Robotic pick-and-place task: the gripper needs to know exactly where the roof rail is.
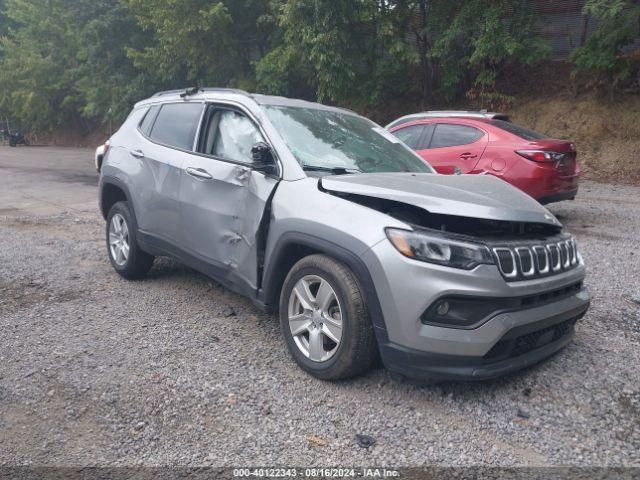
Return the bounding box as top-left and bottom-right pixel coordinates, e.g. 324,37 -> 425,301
151,87 -> 250,98
386,110 -> 510,129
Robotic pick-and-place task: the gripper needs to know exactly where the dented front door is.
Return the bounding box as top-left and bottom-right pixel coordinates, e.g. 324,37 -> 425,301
178,107 -> 278,292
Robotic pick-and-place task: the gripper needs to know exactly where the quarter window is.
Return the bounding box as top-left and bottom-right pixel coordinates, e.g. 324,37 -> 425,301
149,103 -> 203,150
138,105 -> 160,136
430,124 -> 483,148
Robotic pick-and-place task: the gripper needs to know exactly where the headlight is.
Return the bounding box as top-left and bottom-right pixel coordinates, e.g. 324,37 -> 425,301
385,228 -> 494,269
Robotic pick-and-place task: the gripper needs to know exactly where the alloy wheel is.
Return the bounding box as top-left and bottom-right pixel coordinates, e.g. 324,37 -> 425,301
287,274 -> 343,362
108,213 -> 130,266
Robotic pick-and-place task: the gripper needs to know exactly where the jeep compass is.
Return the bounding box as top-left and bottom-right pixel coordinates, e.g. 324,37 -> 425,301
98,88 -> 590,381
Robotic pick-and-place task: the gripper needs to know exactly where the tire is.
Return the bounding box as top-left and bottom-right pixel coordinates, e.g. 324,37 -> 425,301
9,139 -> 16,147
279,254 -> 377,380
106,201 -> 154,279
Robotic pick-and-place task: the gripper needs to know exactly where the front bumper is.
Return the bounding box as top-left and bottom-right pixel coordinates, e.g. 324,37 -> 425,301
379,293 -> 589,381
362,238 -> 590,381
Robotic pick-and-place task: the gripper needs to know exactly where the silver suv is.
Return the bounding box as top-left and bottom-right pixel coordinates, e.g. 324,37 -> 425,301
98,88 -> 590,381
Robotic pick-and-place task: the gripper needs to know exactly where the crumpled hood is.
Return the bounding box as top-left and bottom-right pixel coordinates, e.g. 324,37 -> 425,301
320,172 -> 562,226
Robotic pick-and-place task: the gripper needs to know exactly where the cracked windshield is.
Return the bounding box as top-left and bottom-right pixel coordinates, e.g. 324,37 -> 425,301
263,106 -> 434,174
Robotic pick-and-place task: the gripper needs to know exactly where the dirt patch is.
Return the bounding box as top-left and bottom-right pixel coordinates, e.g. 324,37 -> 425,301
0,280 -> 84,314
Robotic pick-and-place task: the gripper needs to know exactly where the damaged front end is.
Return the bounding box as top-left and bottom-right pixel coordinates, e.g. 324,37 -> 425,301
320,172 -> 580,282
319,172 -> 589,381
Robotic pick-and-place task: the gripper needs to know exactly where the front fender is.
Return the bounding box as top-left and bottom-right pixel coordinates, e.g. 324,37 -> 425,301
259,231 -> 390,344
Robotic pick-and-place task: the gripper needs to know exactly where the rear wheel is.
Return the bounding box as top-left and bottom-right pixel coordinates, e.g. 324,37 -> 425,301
279,254 -> 377,380
106,201 -> 154,279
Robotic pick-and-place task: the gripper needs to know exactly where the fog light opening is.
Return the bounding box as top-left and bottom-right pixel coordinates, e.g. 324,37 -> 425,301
436,301 -> 450,316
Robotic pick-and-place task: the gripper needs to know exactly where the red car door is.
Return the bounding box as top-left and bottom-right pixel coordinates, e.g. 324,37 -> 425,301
423,122 -> 487,174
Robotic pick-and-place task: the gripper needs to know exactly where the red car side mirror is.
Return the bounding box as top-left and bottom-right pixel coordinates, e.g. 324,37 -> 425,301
436,165 -> 462,175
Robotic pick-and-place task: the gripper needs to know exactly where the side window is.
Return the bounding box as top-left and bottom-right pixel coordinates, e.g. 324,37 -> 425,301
199,108 -> 263,163
393,124 -> 434,150
149,103 -> 203,150
393,125 -> 423,149
138,105 -> 160,136
430,123 -> 483,148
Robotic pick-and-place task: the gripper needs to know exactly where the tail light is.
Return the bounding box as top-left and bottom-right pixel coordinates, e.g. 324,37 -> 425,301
515,150 -> 565,163
104,140 -> 110,155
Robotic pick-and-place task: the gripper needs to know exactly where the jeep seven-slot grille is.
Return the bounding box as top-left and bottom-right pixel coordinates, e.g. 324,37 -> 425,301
492,238 -> 578,281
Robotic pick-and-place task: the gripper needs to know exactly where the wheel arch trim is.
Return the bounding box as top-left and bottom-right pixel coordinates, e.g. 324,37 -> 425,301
259,232 -> 389,343
99,175 -> 136,222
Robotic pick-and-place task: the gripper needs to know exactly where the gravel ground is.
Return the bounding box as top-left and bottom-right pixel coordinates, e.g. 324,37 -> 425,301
0,147 -> 638,468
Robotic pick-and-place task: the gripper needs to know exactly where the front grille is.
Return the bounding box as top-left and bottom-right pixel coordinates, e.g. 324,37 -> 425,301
492,237 -> 578,281
484,316 -> 579,363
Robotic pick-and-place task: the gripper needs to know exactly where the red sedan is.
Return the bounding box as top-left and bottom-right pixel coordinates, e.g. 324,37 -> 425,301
387,111 -> 580,204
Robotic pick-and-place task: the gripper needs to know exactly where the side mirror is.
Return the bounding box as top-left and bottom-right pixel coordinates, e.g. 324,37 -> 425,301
435,165 -> 462,175
251,141 -> 276,174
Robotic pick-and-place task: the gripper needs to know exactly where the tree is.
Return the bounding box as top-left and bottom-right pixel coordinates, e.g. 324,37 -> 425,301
123,0 -> 273,89
572,0 -> 640,91
0,0 -> 157,131
0,0 -> 11,39
255,1 -> 549,110
0,0 -> 86,131
427,0 -> 549,107
75,0 -> 159,123
4,0 -> 632,134
256,0 -> 418,109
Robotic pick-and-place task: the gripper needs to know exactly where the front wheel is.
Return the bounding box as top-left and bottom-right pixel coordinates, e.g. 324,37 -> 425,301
106,201 -> 154,279
279,254 -> 377,380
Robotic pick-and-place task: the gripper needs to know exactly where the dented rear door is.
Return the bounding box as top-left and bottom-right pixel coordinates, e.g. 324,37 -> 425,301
178,107 -> 278,293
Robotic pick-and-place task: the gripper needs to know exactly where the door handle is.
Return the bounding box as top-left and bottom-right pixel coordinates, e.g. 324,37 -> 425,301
459,152 -> 477,160
130,149 -> 145,158
186,167 -> 213,180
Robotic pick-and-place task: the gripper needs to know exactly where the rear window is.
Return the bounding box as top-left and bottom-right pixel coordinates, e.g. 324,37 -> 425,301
149,103 -> 203,150
490,119 -> 548,141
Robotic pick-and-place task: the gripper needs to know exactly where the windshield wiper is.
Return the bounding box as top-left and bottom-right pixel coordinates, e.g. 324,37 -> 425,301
301,165 -> 362,175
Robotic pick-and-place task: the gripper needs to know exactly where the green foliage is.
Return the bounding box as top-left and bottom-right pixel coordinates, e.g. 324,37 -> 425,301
0,0 -> 154,131
428,0 -> 549,106
0,0 -> 11,39
256,0 -> 418,107
73,1 -> 163,124
572,0 -> 640,85
0,0 -> 85,131
123,0 -> 272,87
0,0 -> 636,133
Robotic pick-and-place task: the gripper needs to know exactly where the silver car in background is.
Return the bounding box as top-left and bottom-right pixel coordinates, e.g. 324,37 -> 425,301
98,88 -> 589,381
